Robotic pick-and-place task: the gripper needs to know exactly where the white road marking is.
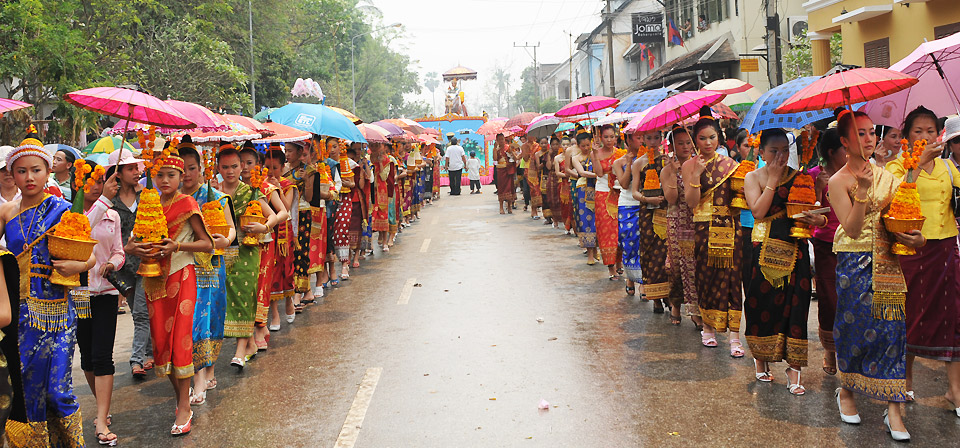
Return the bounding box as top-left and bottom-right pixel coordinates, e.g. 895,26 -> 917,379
397,277 -> 417,305
334,367 -> 383,448
419,238 -> 431,253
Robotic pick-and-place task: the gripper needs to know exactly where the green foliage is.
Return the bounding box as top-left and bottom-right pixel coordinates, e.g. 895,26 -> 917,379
514,65 -> 540,113
539,97 -> 560,114
783,30 -> 844,81
0,0 -> 425,141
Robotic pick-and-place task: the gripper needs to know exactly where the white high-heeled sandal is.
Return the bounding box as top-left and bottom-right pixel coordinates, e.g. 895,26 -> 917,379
754,359 -> 773,382
785,367 -> 805,395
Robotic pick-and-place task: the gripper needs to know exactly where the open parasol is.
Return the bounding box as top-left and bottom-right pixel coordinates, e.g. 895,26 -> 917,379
556,96 -> 620,117
65,87 -> 193,129
614,88 -> 677,114
252,122 -> 312,144
329,106 -> 362,124
624,90 -> 726,133
702,79 -> 754,95
740,76 -> 847,133
505,112 -> 540,129
270,103 -> 366,143
774,67 -> 918,114
477,118 -> 509,136
356,123 -> 392,143
371,120 -> 405,137
0,98 -> 32,115
113,100 -> 229,134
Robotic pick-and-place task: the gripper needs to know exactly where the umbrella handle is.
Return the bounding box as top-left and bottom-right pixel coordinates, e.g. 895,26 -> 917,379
113,103 -> 133,175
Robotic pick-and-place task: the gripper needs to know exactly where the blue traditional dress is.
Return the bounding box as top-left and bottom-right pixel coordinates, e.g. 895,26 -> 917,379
576,160 -> 597,249
190,185 -> 231,371
833,166 -> 909,402
4,194 -> 84,447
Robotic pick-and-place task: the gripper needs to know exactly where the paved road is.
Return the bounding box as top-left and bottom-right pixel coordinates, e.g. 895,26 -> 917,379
76,192 -> 957,447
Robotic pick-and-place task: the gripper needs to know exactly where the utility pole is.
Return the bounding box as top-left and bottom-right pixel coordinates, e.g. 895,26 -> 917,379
569,32 -> 574,100
605,0 -> 616,97
513,42 -> 541,112
765,0 -> 783,88
248,0 -> 256,115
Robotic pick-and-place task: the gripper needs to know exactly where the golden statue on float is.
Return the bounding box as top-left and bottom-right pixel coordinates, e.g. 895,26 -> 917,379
442,65 -> 476,116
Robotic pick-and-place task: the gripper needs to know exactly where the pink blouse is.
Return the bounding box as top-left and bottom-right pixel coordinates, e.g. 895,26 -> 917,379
88,208 -> 125,295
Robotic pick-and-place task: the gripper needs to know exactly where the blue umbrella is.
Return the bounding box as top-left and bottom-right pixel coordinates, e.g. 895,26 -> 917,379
44,144 -> 81,160
741,77 -> 863,133
269,103 -> 367,143
613,88 -> 678,113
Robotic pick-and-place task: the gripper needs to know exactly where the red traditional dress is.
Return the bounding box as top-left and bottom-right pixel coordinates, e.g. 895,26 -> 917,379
595,153 -> 621,265
333,158 -> 357,262
146,193 -> 209,379
271,178 -> 295,302
372,154 -> 395,232
255,182 -> 279,325
348,160 -> 367,250
309,164 -> 327,274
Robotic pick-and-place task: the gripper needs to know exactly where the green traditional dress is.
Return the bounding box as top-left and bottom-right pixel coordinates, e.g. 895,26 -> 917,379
224,182 -> 260,338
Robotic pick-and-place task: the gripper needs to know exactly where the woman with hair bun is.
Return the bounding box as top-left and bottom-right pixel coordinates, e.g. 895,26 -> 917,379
681,109 -> 744,357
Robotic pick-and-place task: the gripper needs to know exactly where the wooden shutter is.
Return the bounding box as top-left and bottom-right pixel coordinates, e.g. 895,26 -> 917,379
935,23 -> 960,40
864,38 -> 890,68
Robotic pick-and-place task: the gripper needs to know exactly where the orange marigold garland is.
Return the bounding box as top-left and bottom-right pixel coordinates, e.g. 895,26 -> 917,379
54,212 -> 93,240
643,167 -> 661,190
132,188 -> 168,243
787,172 -> 817,205
799,129 -> 820,167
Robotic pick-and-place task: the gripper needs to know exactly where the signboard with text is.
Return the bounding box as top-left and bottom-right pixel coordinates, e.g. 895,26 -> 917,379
740,58 -> 760,73
632,13 -> 663,44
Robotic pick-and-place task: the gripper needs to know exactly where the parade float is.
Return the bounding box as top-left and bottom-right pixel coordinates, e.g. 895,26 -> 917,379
415,65 -> 492,185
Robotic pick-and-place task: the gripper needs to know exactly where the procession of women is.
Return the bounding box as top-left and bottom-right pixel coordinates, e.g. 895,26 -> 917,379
489,60 -> 960,444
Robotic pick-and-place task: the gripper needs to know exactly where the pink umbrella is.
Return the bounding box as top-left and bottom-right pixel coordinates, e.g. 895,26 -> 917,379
624,90 -> 726,133
702,79 -> 754,95
398,118 -> 426,134
477,118 -> 509,136
418,134 -> 441,145
505,112 -> 540,129
555,95 -> 620,117
113,100 -> 229,134
357,123 -> 392,143
64,87 -> 193,128
0,98 -> 32,114
372,120 -> 405,137
863,32 -> 960,127
221,114 -> 269,133
422,127 -> 440,136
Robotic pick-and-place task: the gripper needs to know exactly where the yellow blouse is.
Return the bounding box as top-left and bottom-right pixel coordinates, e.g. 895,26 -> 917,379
886,157 -> 960,239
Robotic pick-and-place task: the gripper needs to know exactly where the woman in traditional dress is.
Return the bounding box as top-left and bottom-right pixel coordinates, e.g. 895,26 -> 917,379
239,145 -> 287,350
556,139 -> 575,234
630,132 -> 676,316
573,132 -> 599,263
333,148 -> 358,280
886,107 -> 960,413
0,130 -> 94,446
218,145 -> 278,370
305,138 -> 331,296
615,131 -> 642,296
543,137 -> 562,229
178,144 -> 235,406
284,141 -> 314,305
263,147 -> 296,330
808,129 -> 844,375
127,148 -> 213,435
681,112 -> 744,356
347,143 -> 370,269
591,125 -> 623,279
526,140 -> 543,220
494,134 -> 519,214
371,142 -> 395,251
743,129 -> 814,394
831,110 -> 924,441
662,127 -> 700,328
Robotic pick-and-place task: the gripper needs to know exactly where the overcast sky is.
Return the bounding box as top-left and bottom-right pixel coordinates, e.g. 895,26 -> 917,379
373,0 -> 606,116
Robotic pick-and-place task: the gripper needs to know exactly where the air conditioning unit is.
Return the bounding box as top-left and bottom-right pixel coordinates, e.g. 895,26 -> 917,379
787,16 -> 809,43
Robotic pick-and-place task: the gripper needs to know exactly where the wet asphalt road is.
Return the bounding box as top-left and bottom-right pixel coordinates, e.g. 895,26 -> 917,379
75,191 -> 959,447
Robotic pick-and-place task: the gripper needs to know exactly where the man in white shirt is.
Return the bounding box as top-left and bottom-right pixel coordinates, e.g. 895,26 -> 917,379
465,151 -> 482,194
444,137 -> 467,195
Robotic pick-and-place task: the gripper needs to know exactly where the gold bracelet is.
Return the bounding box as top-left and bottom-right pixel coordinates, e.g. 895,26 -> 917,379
688,183 -> 702,188
176,242 -> 181,252
816,215 -> 829,228
848,182 -> 859,197
764,185 -> 775,192
853,194 -> 869,204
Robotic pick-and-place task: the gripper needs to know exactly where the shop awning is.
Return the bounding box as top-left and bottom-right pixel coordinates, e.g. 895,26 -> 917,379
832,5 -> 892,24
635,33 -> 739,91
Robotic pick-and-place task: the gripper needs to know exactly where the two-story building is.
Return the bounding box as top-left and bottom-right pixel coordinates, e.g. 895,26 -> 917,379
804,0 -> 960,75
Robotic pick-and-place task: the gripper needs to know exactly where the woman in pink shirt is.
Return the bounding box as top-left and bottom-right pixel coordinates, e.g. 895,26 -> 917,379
74,161 -> 125,446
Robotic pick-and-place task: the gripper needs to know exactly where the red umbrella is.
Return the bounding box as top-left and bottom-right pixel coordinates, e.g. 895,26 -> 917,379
221,114 -> 269,133
0,98 -> 32,115
477,118 -> 508,136
422,127 -> 440,136
711,102 -> 739,119
624,90 -> 726,133
253,122 -> 312,144
702,79 -> 754,95
64,87 -> 193,128
555,95 -> 620,117
505,112 -> 540,129
356,123 -> 392,143
774,67 -> 919,114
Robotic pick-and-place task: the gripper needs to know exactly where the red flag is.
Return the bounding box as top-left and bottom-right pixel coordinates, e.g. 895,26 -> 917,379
647,49 -> 656,70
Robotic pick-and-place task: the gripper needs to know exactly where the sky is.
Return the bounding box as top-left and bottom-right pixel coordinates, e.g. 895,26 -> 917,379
373,0 -> 607,117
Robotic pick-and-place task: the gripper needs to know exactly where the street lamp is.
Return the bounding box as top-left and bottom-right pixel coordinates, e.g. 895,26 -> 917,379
352,22 -> 402,113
